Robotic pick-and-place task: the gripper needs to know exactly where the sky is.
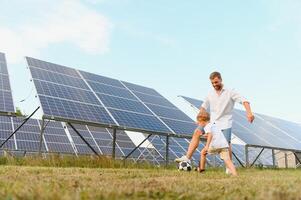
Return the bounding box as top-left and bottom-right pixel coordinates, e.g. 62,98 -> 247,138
0,0 -> 301,123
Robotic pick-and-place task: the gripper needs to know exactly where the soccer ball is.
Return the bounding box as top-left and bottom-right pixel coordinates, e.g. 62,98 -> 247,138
178,161 -> 192,171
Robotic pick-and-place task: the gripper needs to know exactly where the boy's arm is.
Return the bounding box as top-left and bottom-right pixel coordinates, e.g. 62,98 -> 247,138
204,133 -> 213,151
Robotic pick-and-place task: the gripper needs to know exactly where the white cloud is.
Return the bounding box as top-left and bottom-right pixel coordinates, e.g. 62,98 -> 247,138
0,0 -> 112,63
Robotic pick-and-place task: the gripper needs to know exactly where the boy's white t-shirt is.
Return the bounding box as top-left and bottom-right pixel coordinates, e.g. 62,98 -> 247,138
204,123 -> 229,149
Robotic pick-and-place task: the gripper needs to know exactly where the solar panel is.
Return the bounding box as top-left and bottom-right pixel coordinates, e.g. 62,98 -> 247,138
0,52 -> 15,113
0,116 -> 15,150
66,124 -> 101,155
180,95 -> 301,151
13,117 -> 47,152
27,57 -> 196,135
41,121 -> 75,154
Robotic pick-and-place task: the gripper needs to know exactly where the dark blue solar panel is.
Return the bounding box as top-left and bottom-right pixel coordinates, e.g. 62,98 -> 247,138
0,116 -> 15,150
27,57 -> 81,78
0,53 -> 14,113
121,81 -> 163,97
0,52 -> 5,62
109,109 -> 171,133
34,79 -> 100,105
0,62 -> 8,75
146,104 -> 193,122
233,110 -> 301,150
30,67 -> 89,90
180,96 -> 203,108
42,121 -> 75,154
13,118 -> 46,152
133,92 -> 176,108
0,91 -> 15,113
80,70 -> 125,88
39,96 -> 116,125
259,114 -> 301,142
160,118 -> 197,135
88,81 -> 137,100
98,94 -> 152,115
0,74 -> 11,91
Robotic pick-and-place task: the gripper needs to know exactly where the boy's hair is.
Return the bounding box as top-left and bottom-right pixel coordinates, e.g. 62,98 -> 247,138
197,112 -> 210,122
209,71 -> 222,80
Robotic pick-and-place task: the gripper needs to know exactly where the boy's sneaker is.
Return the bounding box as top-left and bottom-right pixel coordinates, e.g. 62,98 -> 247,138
175,155 -> 191,163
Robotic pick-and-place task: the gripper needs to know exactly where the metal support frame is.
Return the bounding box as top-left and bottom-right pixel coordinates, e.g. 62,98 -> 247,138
294,153 -> 301,168
250,148 -> 265,167
232,152 -> 245,168
245,145 -> 249,168
0,106 -> 40,149
112,128 -> 117,159
124,134 -> 152,160
165,135 -> 169,167
272,149 -> 276,168
39,118 -> 50,155
284,152 -> 288,168
68,123 -> 100,157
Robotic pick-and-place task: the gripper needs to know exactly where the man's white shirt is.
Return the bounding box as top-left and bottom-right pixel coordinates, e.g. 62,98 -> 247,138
201,88 -> 248,130
204,123 -> 229,149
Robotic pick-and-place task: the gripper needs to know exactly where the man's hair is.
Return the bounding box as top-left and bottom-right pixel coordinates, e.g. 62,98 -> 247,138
197,112 -> 210,122
209,71 -> 222,80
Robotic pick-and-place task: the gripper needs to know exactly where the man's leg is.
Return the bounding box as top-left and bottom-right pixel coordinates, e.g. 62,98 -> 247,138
224,159 -> 238,176
222,128 -> 232,161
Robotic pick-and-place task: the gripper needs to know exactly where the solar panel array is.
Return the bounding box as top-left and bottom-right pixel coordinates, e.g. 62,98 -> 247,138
0,115 -> 169,163
0,52 -> 15,113
180,95 -> 301,152
27,57 -> 197,135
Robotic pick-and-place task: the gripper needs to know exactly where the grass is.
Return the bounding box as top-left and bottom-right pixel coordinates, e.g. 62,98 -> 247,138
0,156 -> 301,200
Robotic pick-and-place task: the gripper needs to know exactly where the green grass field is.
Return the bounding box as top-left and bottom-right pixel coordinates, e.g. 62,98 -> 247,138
0,156 -> 301,200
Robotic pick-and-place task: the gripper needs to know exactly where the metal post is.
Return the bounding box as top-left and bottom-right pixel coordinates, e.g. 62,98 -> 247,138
245,145 -> 249,168
112,128 -> 117,159
165,135 -> 169,167
272,149 -> 276,168
285,152 -> 288,168
0,106 -> 40,149
39,119 -> 45,155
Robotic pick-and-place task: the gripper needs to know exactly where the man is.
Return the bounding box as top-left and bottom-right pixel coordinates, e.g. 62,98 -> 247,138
176,71 -> 254,172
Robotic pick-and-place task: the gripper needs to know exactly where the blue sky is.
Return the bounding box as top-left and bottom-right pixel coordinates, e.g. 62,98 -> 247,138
1,0 -> 301,123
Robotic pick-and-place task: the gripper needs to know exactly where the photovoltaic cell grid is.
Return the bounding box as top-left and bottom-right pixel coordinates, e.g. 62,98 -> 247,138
40,120 -> 75,154
27,57 -> 197,135
0,52 -> 15,113
13,117 -> 47,152
27,57 -> 116,126
0,116 -> 15,149
180,95 -> 301,152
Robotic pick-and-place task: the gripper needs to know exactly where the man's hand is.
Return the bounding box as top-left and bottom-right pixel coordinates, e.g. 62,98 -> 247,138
247,113 -> 255,123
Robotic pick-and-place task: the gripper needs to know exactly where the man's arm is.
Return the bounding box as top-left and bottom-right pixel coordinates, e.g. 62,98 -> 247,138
198,97 -> 209,115
243,102 -> 255,123
231,89 -> 255,123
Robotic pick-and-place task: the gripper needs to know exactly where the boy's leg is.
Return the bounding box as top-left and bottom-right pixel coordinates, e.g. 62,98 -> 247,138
199,148 -> 207,171
175,130 -> 202,163
186,130 -> 202,159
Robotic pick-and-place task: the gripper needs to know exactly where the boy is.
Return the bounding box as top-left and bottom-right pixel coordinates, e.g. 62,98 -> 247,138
197,112 -> 237,176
